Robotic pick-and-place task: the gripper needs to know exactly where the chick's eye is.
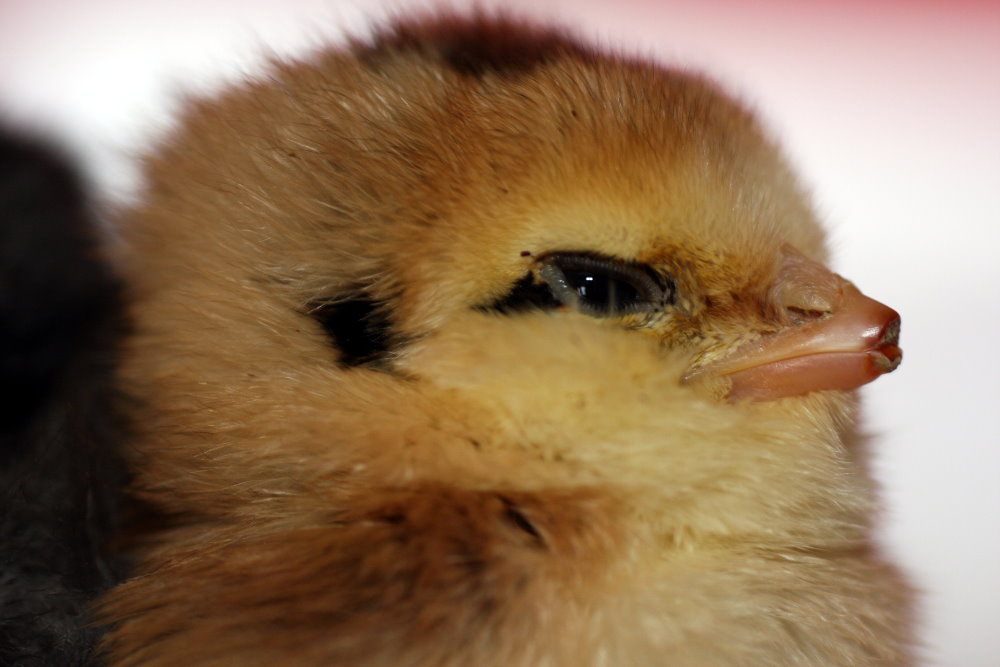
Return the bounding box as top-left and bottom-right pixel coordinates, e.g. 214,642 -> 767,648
563,268 -> 640,309
538,253 -> 672,317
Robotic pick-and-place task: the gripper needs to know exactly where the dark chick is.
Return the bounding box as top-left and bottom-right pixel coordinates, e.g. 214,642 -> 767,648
0,129 -> 126,666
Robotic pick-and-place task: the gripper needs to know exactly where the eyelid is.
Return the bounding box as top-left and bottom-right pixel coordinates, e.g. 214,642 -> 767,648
538,260 -> 581,309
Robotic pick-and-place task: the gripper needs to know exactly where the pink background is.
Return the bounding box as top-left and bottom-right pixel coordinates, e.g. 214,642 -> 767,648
2,1 -> 998,664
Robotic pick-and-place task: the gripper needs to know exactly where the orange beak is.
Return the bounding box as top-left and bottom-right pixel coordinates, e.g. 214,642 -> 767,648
685,246 -> 902,402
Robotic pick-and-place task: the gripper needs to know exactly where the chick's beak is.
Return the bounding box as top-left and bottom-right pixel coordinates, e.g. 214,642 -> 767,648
685,245 -> 902,402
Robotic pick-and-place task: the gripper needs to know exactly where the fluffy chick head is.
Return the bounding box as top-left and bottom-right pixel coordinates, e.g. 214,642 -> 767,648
103,14 -> 909,666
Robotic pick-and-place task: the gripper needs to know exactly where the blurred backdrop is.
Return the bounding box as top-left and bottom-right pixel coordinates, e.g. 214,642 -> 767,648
1,1 -> 997,664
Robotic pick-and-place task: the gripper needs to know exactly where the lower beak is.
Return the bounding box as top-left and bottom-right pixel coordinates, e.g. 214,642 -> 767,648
684,248 -> 902,402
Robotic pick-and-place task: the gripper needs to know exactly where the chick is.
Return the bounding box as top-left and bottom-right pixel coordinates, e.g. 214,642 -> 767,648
98,15 -> 912,666
0,129 -> 126,665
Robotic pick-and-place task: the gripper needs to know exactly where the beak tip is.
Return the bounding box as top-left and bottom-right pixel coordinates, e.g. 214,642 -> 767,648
873,344 -> 902,375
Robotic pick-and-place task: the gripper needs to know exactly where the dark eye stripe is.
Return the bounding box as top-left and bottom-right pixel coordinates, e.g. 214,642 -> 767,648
309,295 -> 395,367
475,273 -> 562,314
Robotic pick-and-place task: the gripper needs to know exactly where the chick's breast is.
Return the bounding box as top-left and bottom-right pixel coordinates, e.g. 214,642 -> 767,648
99,15 -> 912,666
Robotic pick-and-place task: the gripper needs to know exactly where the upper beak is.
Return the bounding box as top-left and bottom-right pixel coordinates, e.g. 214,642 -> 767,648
684,245 -> 902,402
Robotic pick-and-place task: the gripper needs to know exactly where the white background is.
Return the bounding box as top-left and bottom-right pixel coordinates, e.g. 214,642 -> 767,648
2,1 -> 997,664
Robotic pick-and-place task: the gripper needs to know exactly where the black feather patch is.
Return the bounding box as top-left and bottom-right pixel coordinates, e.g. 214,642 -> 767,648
476,273 -> 560,315
310,296 -> 395,367
364,14 -> 594,78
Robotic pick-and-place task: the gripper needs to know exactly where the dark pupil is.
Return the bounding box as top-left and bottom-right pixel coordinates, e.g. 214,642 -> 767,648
562,270 -> 640,313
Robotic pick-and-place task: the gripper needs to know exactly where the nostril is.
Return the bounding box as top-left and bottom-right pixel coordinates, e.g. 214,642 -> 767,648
778,281 -> 835,316
769,246 -> 843,325
776,281 -> 836,325
785,304 -> 829,325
